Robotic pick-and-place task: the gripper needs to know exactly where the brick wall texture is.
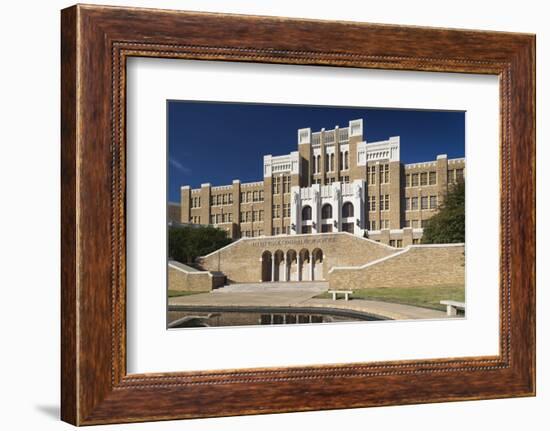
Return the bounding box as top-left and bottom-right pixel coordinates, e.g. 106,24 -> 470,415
328,244 -> 465,290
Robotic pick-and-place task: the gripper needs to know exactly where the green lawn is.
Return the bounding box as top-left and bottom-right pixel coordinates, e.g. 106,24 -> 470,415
167,290 -> 205,298
315,285 -> 465,311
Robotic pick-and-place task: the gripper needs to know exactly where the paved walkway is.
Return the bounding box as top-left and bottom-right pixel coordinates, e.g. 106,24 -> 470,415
169,283 -> 447,320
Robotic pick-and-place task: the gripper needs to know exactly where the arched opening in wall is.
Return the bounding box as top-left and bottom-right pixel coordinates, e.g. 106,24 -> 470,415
311,248 -> 324,281
316,155 -> 321,173
273,250 -> 285,282
342,201 -> 354,218
286,249 -> 297,281
299,248 -> 310,281
302,205 -> 312,221
330,153 -> 335,171
344,151 -> 349,170
321,203 -> 332,219
261,251 -> 272,282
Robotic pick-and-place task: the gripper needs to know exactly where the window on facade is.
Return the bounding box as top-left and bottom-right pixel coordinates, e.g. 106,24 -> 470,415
227,213 -> 232,222
430,195 -> 437,209
368,195 -> 376,211
380,194 -> 390,211
301,205 -> 312,221
321,224 -> 332,233
247,191 -> 252,202
246,211 -> 252,222
405,173 -> 411,187
380,164 -> 389,184
259,190 -> 264,201
367,165 -> 376,184
330,153 -> 335,172
229,194 -> 233,204
413,238 -> 420,244
272,204 -> 280,218
456,168 -> 464,182
344,151 -> 349,170
429,171 -> 436,185
283,176 -> 291,193
411,173 -> 419,187
259,210 -> 264,221
381,219 -> 389,229
342,222 -> 354,233
405,219 -> 411,228
210,215 -> 215,224
253,191 -> 258,201
325,154 -> 329,172
411,197 -> 419,210
252,210 -> 258,222
448,169 -> 454,183
302,225 -> 312,234
240,212 -> 245,222
370,220 -> 376,230
420,172 -> 428,186
405,197 -> 410,211
342,202 -> 354,218
390,239 -> 396,247
283,203 -> 290,218
396,239 -> 403,248
339,151 -> 343,171
240,192 -> 246,203
258,229 -> 264,236
321,204 -> 332,219
272,177 -> 280,194
421,196 -> 428,209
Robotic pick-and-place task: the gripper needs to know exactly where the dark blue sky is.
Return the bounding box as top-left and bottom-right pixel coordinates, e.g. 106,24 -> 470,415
167,101 -> 465,202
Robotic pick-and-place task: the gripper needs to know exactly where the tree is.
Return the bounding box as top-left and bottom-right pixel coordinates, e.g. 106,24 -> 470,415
168,225 -> 232,264
422,180 -> 465,244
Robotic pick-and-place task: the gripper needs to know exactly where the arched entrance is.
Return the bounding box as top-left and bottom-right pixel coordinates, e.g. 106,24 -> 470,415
273,250 -> 285,281
261,251 -> 272,282
299,248 -> 310,281
312,248 -> 324,280
286,249 -> 297,281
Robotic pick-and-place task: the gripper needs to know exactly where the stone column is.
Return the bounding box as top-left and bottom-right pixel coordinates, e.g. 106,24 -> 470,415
283,255 -> 288,282
309,257 -> 314,281
297,254 -> 302,281
271,256 -> 275,282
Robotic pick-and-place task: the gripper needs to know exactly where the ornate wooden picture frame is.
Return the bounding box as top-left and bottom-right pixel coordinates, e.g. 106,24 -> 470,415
61,4 -> 535,425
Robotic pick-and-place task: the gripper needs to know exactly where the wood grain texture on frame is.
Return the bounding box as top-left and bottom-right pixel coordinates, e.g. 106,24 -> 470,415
61,4 -> 535,425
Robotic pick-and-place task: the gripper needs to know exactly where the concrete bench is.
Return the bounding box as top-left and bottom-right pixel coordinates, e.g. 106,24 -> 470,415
328,290 -> 353,301
440,300 -> 465,316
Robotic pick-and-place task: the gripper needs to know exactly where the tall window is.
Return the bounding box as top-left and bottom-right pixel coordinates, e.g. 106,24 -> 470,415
429,171 -> 437,185
411,173 -> 419,187
429,195 -> 437,209
420,172 -> 428,186
272,177 -> 280,194
253,191 -> 258,201
330,153 -> 335,172
240,192 -> 246,203
411,197 -> 419,210
456,168 -> 464,182
342,202 -> 354,218
316,155 -> 321,173
321,204 -> 332,219
259,210 -> 264,221
339,151 -> 343,171
368,165 -> 376,184
380,164 -> 389,184
380,195 -> 390,211
283,176 -> 291,193
344,151 -> 349,170
272,204 -> 280,218
301,205 -> 312,221
283,203 -> 290,217
421,196 -> 428,209
405,197 -> 410,211
368,195 -> 376,212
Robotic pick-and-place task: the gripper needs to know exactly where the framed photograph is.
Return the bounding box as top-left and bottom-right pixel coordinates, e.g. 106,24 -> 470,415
61,4 -> 535,425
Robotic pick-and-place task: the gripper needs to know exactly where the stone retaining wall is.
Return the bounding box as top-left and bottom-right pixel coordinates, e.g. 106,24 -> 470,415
197,232 -> 397,284
327,244 -> 465,289
168,265 -> 219,292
